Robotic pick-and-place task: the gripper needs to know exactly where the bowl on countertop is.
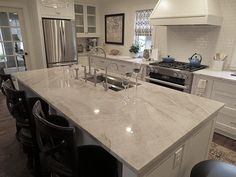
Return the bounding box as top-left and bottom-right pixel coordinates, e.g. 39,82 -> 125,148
110,49 -> 120,56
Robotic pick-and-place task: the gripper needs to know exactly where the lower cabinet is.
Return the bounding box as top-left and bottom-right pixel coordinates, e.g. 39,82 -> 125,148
179,120 -> 213,177
215,107 -> 236,139
82,56 -> 140,75
145,120 -> 214,177
79,56 -> 89,66
192,74 -> 236,140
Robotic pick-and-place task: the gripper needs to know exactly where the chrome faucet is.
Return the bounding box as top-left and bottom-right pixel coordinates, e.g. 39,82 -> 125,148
104,63 -> 119,91
88,46 -> 107,74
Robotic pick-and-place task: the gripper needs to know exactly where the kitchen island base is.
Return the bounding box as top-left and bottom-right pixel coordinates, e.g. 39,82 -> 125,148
16,67 -> 223,177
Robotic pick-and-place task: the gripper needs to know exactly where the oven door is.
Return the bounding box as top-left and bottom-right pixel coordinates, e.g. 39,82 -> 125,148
146,73 -> 188,92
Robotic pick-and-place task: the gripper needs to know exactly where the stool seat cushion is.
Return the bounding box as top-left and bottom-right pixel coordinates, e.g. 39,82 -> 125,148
191,160 -> 236,177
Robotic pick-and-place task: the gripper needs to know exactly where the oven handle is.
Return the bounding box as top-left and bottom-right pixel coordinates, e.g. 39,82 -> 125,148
145,77 -> 188,90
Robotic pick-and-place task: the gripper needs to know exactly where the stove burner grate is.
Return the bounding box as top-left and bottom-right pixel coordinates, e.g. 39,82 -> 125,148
149,61 -> 207,72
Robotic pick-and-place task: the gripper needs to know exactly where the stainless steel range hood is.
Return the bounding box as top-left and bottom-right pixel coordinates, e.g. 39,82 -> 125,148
150,0 -> 223,26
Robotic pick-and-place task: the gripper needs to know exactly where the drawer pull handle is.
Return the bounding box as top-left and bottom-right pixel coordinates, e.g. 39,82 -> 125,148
120,65 -> 126,67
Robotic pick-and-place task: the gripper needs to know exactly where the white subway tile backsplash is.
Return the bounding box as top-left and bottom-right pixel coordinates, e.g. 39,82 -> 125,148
157,0 -> 236,69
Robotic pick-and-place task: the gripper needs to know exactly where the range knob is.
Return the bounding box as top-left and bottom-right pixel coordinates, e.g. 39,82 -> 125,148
173,72 -> 178,77
183,75 -> 187,79
177,73 -> 183,79
147,66 -> 156,73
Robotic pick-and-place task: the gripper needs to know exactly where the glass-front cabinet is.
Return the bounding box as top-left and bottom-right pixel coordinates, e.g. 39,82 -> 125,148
74,3 -> 99,37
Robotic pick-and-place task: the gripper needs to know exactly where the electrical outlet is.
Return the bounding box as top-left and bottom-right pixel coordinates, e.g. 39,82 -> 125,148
173,146 -> 183,169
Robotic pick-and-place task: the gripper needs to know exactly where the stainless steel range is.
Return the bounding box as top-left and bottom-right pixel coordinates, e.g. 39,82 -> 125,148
146,61 -> 207,93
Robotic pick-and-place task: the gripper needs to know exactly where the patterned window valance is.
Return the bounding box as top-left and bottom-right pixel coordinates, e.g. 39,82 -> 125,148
135,9 -> 153,37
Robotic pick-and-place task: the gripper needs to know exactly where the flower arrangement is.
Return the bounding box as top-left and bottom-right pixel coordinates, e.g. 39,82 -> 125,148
129,43 -> 140,54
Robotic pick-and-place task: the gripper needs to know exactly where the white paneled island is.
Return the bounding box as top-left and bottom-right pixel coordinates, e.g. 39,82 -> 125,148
15,66 -> 224,177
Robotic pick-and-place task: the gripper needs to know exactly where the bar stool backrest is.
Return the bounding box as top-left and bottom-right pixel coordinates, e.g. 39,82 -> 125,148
2,80 -> 28,119
0,74 -> 15,95
33,101 -> 78,176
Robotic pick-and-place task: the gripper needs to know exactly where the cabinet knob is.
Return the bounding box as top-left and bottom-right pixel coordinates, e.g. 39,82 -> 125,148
56,12 -> 61,15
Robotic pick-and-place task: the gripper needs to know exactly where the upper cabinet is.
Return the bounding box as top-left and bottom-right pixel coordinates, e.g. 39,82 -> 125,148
75,3 -> 99,37
38,0 -> 75,19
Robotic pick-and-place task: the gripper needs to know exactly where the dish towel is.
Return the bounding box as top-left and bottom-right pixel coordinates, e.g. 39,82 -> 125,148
151,48 -> 159,61
195,79 -> 207,97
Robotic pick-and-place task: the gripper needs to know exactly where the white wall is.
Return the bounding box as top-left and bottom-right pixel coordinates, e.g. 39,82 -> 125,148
155,0 -> 236,69
99,0 -> 157,56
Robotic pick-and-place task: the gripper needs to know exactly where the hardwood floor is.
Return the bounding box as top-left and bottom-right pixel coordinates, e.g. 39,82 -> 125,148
213,133 -> 236,152
0,91 -> 235,176
0,92 -> 32,177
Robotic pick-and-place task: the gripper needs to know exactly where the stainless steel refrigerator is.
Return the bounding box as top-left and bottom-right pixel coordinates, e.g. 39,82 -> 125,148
42,18 -> 77,68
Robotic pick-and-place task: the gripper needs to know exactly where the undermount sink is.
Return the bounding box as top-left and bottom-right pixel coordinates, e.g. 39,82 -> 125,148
86,74 -> 140,92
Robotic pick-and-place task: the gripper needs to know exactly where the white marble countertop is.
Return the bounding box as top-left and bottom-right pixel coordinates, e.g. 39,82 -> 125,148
14,66 -> 224,174
194,69 -> 236,82
90,54 -> 154,65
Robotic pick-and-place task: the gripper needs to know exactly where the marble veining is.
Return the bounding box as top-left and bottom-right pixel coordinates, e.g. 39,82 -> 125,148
14,66 -> 224,174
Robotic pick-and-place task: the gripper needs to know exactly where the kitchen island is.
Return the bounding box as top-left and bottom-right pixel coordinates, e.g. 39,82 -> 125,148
15,66 -> 224,177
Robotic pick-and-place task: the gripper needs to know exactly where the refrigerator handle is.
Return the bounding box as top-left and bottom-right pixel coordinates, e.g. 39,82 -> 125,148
61,21 -> 66,61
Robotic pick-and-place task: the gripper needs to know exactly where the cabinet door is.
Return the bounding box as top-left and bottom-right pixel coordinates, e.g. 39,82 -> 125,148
145,151 -> 181,177
215,107 -> 236,140
79,56 -> 88,66
74,4 -> 85,34
180,120 -> 214,177
211,80 -> 236,109
86,5 -> 96,35
39,0 -> 74,19
75,4 -> 98,37
90,57 -> 106,70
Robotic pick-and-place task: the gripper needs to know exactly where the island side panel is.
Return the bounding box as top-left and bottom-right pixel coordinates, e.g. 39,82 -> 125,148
180,117 -> 216,177
143,117 -> 216,177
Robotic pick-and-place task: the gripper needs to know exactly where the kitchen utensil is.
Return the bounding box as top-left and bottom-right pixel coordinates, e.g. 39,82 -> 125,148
78,44 -> 84,53
143,49 -> 150,60
162,55 -> 175,63
188,53 -> 202,67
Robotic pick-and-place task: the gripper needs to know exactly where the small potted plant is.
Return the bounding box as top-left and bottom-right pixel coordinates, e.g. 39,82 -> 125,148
129,43 -> 140,58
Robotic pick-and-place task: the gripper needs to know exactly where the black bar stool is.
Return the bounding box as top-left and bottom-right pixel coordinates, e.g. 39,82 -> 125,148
191,160 -> 236,177
33,100 -> 118,177
2,80 -> 49,176
0,73 -> 15,95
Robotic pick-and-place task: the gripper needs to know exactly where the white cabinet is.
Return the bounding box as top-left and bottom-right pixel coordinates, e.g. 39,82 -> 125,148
180,120 -> 213,177
145,119 -> 214,177
192,74 -> 236,140
74,3 -> 99,37
37,0 -> 75,19
191,75 -> 213,98
211,80 -> 236,140
79,56 -> 89,66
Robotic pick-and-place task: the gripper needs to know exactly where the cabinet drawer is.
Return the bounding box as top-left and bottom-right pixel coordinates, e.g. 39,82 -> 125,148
212,81 -> 236,95
217,106 -> 236,127
79,56 -> 88,66
119,63 -> 132,74
211,90 -> 236,109
90,57 -> 106,69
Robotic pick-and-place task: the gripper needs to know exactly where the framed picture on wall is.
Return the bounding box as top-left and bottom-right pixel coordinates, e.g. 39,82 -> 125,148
105,13 -> 125,45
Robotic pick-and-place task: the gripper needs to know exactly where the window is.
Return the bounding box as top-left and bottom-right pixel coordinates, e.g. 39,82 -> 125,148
134,9 -> 153,52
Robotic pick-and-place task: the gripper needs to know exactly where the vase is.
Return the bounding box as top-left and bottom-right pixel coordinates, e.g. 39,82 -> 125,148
130,53 -> 139,58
